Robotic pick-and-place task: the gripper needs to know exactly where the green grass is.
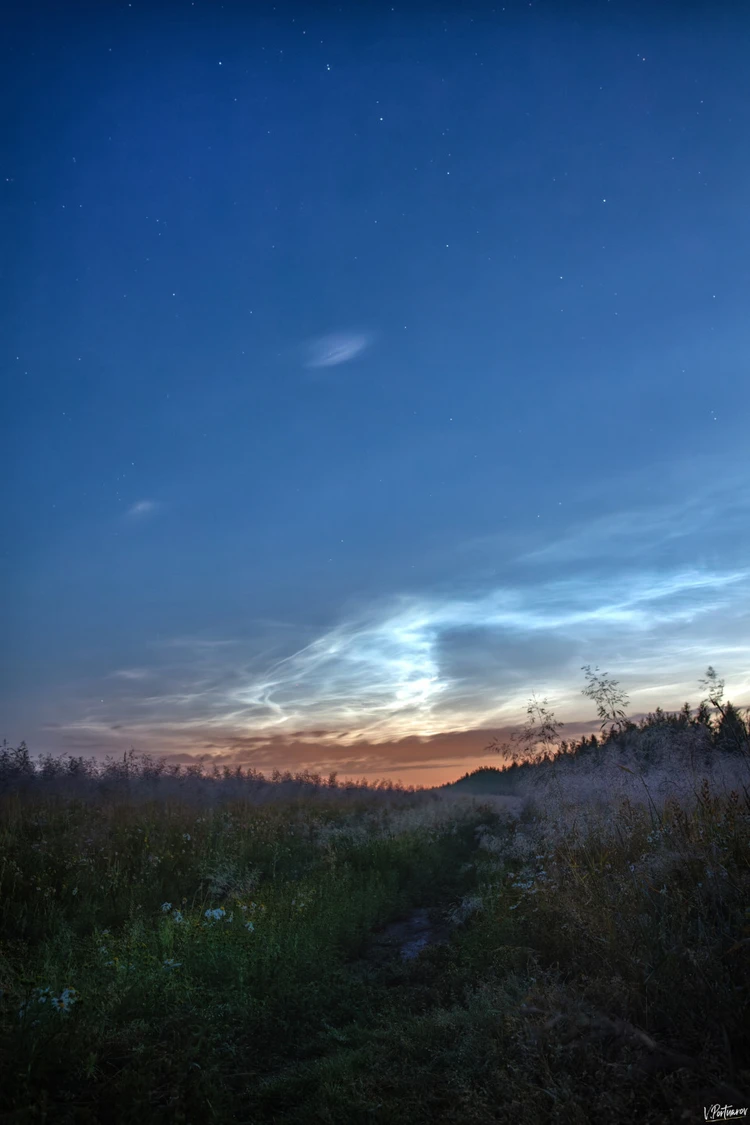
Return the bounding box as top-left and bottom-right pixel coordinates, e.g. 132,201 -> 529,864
1,744 -> 749,1123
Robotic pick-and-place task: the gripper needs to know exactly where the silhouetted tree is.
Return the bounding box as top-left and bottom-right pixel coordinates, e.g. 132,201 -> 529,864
694,700 -> 714,729
696,665 -> 750,757
715,701 -> 750,756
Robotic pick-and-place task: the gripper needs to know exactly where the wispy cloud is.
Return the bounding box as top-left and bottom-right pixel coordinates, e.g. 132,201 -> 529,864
303,331 -> 373,368
42,462 -> 750,781
448,453 -> 750,577
125,500 -> 159,518
53,560 -> 750,776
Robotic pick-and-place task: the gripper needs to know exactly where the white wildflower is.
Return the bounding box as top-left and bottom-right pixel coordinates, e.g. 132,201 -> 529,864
51,988 -> 78,1013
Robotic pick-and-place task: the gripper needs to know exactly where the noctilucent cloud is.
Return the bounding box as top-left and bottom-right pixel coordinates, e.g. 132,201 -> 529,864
3,1 -> 749,786
304,331 -> 373,369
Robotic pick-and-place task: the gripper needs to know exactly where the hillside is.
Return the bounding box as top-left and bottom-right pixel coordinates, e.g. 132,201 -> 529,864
438,766 -> 519,795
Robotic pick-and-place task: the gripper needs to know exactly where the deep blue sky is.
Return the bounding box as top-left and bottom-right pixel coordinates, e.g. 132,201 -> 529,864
3,0 -> 749,784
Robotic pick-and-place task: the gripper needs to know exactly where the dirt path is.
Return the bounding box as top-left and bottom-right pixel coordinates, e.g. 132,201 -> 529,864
364,906 -> 455,965
359,795 -> 521,968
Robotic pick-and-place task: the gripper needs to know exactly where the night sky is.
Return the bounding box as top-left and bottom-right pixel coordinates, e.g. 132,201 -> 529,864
3,1 -> 749,785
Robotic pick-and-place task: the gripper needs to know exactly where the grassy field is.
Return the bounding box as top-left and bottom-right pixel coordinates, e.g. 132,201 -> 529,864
1,709 -> 749,1123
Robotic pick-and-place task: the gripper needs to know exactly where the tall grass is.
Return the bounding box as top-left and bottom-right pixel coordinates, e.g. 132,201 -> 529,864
1,706 -> 749,1123
0,749 -> 501,1121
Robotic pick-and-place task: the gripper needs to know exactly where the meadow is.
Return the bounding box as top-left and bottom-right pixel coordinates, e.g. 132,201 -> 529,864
1,679 -> 749,1124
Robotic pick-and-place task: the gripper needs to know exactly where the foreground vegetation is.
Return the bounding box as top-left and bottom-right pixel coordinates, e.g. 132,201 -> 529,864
1,669 -> 749,1123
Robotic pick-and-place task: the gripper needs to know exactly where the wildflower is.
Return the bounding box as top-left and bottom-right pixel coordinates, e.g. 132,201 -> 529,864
240,905 -> 248,912
183,833 -> 191,841
172,910 -> 186,924
244,921 -> 255,932
99,946 -> 108,954
51,988 -> 78,1013
161,902 -> 172,913
204,907 -> 225,922
509,904 -> 519,911
162,958 -> 182,970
